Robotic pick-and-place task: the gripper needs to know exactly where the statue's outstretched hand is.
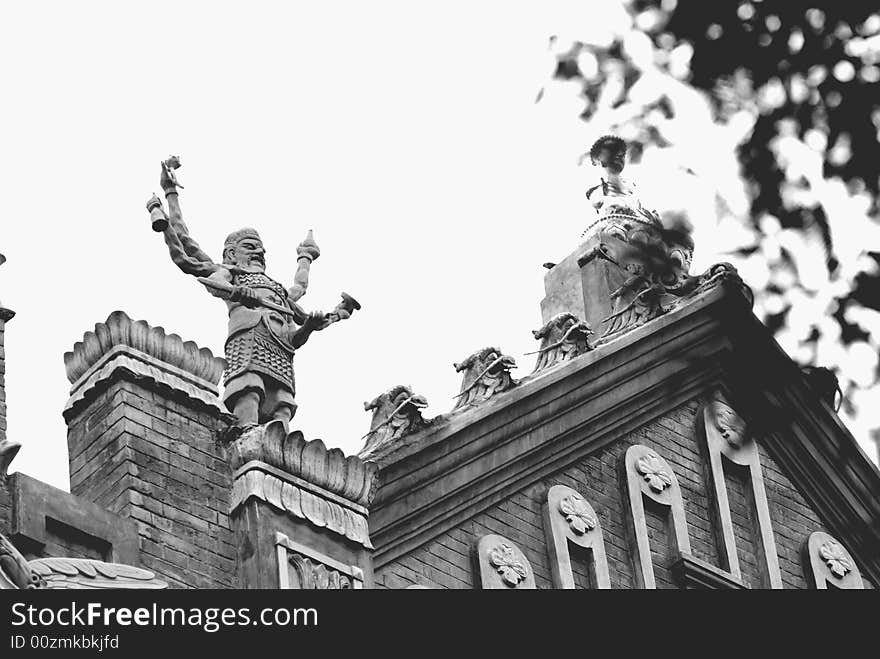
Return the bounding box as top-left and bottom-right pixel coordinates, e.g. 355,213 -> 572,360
303,311 -> 327,331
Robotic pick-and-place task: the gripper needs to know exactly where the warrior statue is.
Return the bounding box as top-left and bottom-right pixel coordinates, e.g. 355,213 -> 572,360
149,158 -> 359,429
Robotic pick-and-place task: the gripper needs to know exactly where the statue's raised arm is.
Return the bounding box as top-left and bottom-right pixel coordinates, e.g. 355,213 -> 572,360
147,157 -> 221,279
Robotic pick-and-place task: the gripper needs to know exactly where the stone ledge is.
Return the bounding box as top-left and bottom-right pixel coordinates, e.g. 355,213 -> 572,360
671,552 -> 748,590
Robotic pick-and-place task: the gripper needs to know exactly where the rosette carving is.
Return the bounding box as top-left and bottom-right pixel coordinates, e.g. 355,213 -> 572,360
818,540 -> 852,579
635,452 -> 673,492
488,543 -> 528,587
558,492 -> 597,535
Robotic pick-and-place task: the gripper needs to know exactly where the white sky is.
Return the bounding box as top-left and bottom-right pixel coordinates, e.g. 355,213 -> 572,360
1,1 -> 874,491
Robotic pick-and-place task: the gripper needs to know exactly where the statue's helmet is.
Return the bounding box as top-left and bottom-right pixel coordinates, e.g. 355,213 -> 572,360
589,135 -> 627,173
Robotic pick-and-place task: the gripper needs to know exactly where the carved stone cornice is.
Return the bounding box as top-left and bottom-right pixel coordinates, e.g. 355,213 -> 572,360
63,311 -> 227,419
228,421 -> 378,549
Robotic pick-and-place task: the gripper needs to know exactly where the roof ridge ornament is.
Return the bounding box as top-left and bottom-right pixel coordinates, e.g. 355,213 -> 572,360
360,385 -> 431,457
452,347 -> 517,410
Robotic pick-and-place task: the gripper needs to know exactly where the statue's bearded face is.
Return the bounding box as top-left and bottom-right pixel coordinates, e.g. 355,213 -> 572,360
231,238 -> 266,271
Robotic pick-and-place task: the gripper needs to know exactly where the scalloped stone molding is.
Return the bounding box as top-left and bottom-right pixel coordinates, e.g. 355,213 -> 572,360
63,311 -> 227,418
229,421 -> 378,549
227,421 -> 378,507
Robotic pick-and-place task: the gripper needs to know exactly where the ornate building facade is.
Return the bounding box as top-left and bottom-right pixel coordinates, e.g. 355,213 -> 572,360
1,150 -> 878,589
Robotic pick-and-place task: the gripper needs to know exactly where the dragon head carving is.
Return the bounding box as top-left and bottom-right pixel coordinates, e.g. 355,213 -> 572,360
531,313 -> 593,374
453,347 -> 517,410
361,385 -> 429,455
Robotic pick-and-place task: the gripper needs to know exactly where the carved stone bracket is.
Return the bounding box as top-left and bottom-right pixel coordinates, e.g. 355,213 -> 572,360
803,531 -> 864,589
475,534 -> 536,589
360,385 -> 430,458
453,347 -> 517,410
672,552 -> 747,590
542,485 -> 610,589
228,421 -> 378,549
275,532 -> 364,589
62,311 -> 228,419
698,399 -> 783,588
530,313 -> 593,375
623,445 -> 691,589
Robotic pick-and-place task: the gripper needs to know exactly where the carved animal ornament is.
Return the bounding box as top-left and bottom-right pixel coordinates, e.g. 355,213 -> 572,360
531,313 -> 593,374
453,347 -> 517,410
361,385 -> 429,453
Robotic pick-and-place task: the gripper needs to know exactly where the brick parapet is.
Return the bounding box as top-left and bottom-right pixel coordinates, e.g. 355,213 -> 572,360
64,312 -> 237,588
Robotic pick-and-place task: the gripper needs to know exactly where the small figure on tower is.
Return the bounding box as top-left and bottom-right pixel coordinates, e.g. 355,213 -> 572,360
584,135 -> 662,233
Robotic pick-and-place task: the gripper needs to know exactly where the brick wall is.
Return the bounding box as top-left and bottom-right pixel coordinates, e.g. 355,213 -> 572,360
0,477 -> 9,537
0,310 -> 10,446
66,379 -> 236,588
22,518 -> 108,562
723,463 -> 761,588
0,309 -> 13,538
375,398 -> 874,589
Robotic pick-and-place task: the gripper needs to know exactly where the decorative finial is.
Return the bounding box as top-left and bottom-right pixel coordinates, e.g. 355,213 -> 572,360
146,193 -> 168,232
296,229 -> 321,262
161,155 -> 184,189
